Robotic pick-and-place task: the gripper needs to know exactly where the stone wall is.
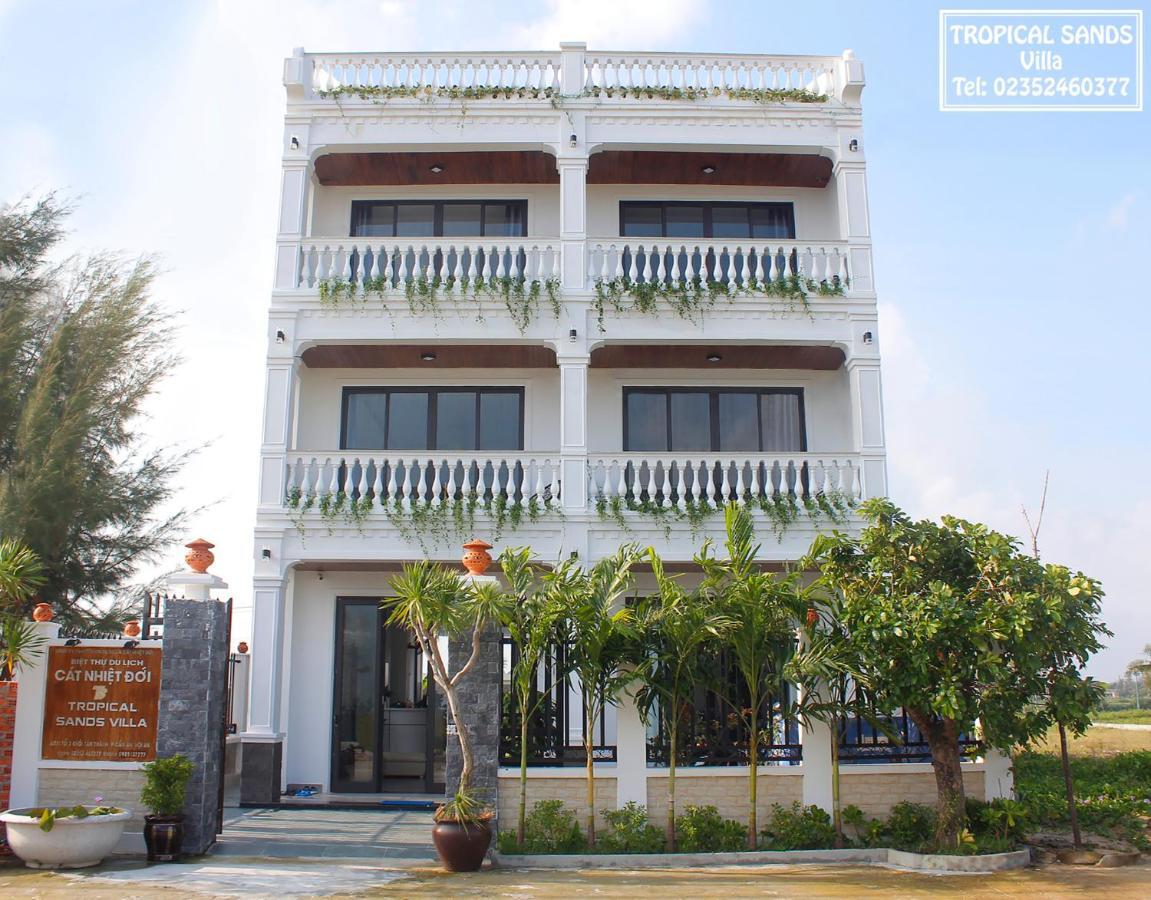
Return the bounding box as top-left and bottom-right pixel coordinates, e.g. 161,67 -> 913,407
37,768 -> 147,831
0,682 -> 16,849
497,775 -> 619,831
839,767 -> 987,819
445,622 -> 501,807
646,771 -> 803,829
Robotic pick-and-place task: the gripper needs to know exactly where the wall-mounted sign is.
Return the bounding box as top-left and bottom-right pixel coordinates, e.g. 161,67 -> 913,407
41,646 -> 162,762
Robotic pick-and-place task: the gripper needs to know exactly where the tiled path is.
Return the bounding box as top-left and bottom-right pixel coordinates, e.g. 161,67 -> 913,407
213,806 -> 438,862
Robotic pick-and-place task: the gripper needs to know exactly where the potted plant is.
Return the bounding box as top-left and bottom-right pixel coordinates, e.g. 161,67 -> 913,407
389,555 -> 504,871
140,754 -> 193,861
1,803 -> 131,868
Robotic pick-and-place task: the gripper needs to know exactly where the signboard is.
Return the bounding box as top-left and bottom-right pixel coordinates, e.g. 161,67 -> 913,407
41,646 -> 162,762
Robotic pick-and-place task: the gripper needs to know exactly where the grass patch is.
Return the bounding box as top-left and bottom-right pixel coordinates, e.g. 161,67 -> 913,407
1032,724 -> 1151,755
1094,709 -> 1151,725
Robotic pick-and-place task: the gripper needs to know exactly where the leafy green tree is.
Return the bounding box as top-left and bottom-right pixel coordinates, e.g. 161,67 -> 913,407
546,546 -> 642,849
697,504 -> 805,847
632,548 -> 731,849
809,499 -> 1108,847
0,195 -> 192,629
497,546 -> 567,848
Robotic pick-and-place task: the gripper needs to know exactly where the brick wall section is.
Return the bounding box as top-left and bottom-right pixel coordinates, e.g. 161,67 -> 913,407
0,682 -> 16,850
839,768 -> 986,819
37,769 -> 147,831
646,771 -> 803,829
157,598 -> 230,856
445,622 -> 501,809
497,776 -> 619,831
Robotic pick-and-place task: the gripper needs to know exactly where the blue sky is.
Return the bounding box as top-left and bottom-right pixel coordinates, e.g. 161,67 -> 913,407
1,1 -> 1147,676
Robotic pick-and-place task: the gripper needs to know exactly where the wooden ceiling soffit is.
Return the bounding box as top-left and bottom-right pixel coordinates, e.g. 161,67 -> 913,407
587,151 -> 832,188
590,344 -> 844,370
314,151 -> 560,186
301,344 -> 558,369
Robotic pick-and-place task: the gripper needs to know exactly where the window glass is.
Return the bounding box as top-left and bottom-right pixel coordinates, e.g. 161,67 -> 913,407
750,205 -> 795,239
625,393 -> 667,451
484,203 -> 525,237
669,393 -> 711,451
387,392 -> 429,450
354,203 -> 395,237
718,393 -> 760,450
621,205 -> 663,237
479,393 -> 521,450
344,393 -> 389,449
441,204 -> 483,237
435,392 -> 477,450
711,206 -> 751,239
395,204 -> 435,237
665,206 -> 705,238
760,393 -> 803,451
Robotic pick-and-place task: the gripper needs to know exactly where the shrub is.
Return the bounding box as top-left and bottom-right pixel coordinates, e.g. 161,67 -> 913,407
675,805 -> 748,853
496,800 -> 583,854
140,755 -> 193,817
885,802 -> 936,853
759,802 -> 836,850
597,802 -> 666,854
842,803 -> 886,847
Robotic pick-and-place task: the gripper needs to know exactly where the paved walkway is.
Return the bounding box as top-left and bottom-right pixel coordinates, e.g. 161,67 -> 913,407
214,806 -> 438,862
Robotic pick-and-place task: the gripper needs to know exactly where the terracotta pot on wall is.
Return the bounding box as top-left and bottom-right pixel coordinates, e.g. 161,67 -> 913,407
31,603 -> 53,622
461,540 -> 493,576
123,620 -> 142,639
183,539 -> 215,574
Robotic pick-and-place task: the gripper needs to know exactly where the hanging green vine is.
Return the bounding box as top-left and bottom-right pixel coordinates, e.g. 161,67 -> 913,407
315,274 -> 561,333
591,273 -> 846,331
317,84 -> 829,105
594,491 -> 854,540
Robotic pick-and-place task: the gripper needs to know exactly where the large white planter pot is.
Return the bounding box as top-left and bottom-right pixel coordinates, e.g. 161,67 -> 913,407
1,807 -> 132,868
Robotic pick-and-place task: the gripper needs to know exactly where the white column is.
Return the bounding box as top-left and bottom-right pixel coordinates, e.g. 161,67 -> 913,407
557,352 -> 589,511
273,159 -> 310,291
9,621 -> 59,808
242,576 -> 287,740
982,748 -> 1015,800
846,357 -> 887,498
258,355 -> 300,510
557,155 -> 588,291
800,717 -> 835,814
614,687 -> 648,807
832,158 -> 874,294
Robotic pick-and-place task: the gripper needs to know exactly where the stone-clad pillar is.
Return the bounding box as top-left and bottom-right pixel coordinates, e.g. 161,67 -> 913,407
444,622 -> 502,806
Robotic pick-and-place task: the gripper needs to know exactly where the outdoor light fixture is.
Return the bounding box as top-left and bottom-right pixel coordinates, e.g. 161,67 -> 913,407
849,138 -> 859,152
317,570 -> 324,582
420,351 -> 437,361
65,638 -> 81,647
701,165 -> 716,175
568,328 -> 578,342
261,548 -> 272,560
568,133 -> 577,148
123,640 -> 140,650
706,352 -> 722,362
429,163 -> 444,174
862,331 -> 873,344
275,330 -> 286,344
290,136 -> 300,150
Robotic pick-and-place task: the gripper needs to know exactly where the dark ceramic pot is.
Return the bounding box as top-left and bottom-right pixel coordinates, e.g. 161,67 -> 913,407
431,819 -> 492,872
143,814 -> 185,862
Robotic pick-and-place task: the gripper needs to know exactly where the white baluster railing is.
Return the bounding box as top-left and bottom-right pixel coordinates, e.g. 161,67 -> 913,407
587,453 -> 862,507
309,53 -> 563,96
586,240 -> 849,293
298,238 -> 560,291
285,453 -> 562,510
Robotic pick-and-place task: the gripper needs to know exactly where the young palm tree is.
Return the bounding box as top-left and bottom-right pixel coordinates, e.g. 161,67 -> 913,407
0,539 -> 47,680
547,545 -> 642,849
388,560 -> 505,811
632,548 -> 731,850
697,504 -> 804,847
497,546 -> 567,848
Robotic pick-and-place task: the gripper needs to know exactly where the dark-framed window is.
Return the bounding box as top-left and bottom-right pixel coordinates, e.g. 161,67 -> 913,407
350,200 -> 528,238
620,201 -> 795,240
623,388 -> 805,453
341,387 -> 524,451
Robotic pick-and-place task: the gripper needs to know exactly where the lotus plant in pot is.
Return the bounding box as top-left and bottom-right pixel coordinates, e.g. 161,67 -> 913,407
140,754 -> 193,862
388,549 -> 505,872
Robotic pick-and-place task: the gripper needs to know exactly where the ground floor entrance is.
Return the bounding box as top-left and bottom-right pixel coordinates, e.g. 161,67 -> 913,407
331,597 -> 446,794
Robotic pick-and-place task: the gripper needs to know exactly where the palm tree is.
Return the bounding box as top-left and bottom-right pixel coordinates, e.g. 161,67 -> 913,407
697,504 -> 804,847
387,560 -> 504,811
0,539 -> 47,679
547,545 -> 642,849
632,548 -> 731,849
497,546 -> 567,848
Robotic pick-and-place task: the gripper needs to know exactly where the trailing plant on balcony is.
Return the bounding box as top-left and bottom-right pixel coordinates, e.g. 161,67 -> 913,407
590,273 -> 845,331
316,274 -> 560,333
316,84 -> 829,105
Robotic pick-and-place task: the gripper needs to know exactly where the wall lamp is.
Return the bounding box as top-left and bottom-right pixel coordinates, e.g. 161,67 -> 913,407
862,331 -> 873,344
701,165 -> 716,175
429,163 -> 444,174
290,136 -> 300,150
65,638 -> 81,647
568,133 -> 578,148
420,351 -> 437,361
261,548 -> 272,560
275,330 -> 286,344
123,640 -> 140,650
706,352 -> 722,363
317,570 -> 324,582
848,138 -> 859,152
568,328 -> 578,342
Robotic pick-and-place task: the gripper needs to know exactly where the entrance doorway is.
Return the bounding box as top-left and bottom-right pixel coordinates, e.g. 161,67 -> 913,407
331,597 -> 446,793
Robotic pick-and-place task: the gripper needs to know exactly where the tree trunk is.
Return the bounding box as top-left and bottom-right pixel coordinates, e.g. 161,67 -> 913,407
442,672 -> 473,794
1058,722 -> 1082,848
667,705 -> 678,852
746,692 -> 759,849
830,728 -> 843,848
518,699 -> 530,848
910,710 -> 966,847
585,698 -> 597,849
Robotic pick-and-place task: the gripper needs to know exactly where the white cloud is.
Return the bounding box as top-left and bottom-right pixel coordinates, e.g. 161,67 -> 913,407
1106,192 -> 1136,231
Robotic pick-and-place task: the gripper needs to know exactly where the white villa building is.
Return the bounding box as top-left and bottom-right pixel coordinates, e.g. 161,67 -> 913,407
242,43 -> 1003,821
